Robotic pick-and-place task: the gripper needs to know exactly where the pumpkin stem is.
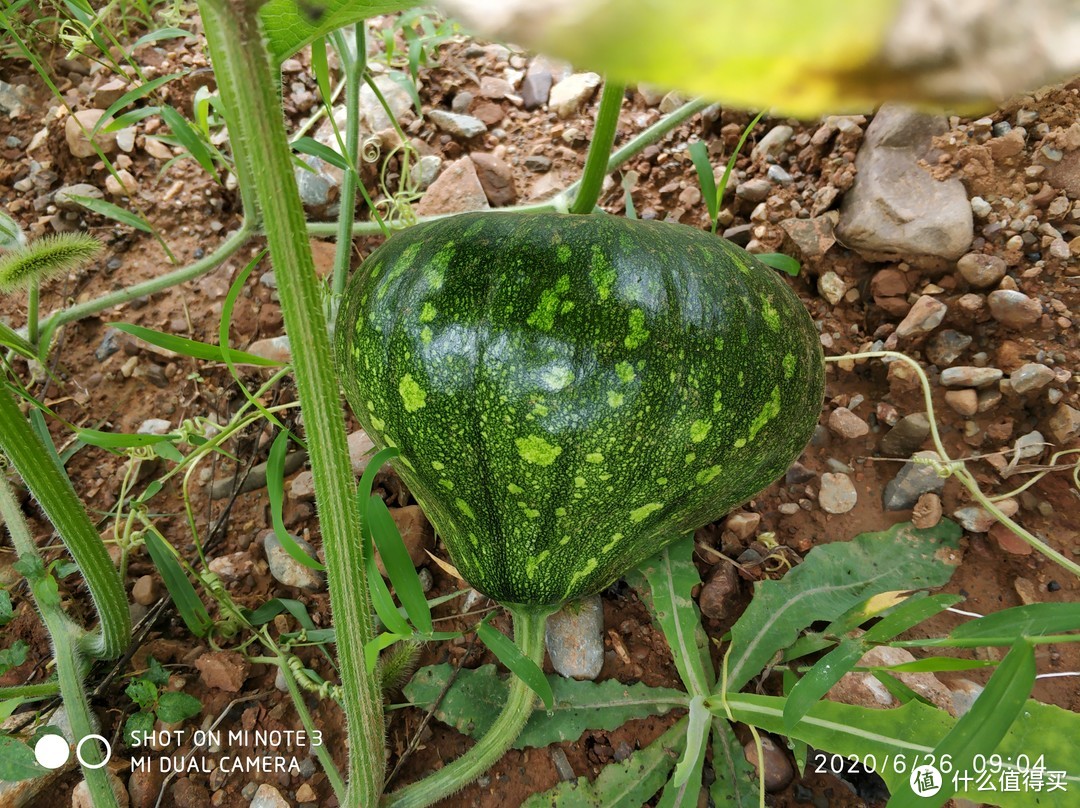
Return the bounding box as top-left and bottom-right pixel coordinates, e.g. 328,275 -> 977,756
382,604 -> 553,807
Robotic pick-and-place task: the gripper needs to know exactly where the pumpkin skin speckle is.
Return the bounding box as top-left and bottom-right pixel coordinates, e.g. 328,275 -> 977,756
335,212 -> 824,606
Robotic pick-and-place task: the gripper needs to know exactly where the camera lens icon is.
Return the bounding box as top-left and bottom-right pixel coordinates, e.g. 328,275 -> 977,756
34,734 -> 112,770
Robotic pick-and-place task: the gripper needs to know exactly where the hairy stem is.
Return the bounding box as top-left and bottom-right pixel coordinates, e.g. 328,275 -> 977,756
196,2 -> 384,804
0,385 -> 129,660
27,279 -> 39,348
570,80 -> 626,214
382,606 -> 550,808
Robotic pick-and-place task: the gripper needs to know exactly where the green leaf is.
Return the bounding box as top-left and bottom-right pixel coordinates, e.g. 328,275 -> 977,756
125,678 -> 159,710
160,105 -> 220,180
521,717 -> 687,807
0,211 -> 25,248
293,136 -> 350,172
91,73 -> 183,136
477,616 -> 553,710
130,27 -> 194,49
243,598 -> 318,631
0,320 -> 37,362
310,36 -> 333,107
709,718 -> 760,806
864,593 -> 966,643
0,640 -> 28,676
76,427 -> 177,449
659,696 -> 707,807
109,322 -> 283,366
688,141 -> 717,224
124,710 -> 155,746
142,528 -> 212,636
0,735 -> 48,782
756,252 -> 801,276
0,590 -> 12,626
260,0 -> 418,64
724,520 -> 961,692
145,656 -> 170,686
156,691 -> 203,724
366,494 -> 432,635
68,195 -> 152,232
628,533 -> 714,696
266,431 -> 325,571
868,656 -> 997,674
404,663 -> 687,749
949,602 -> 1080,641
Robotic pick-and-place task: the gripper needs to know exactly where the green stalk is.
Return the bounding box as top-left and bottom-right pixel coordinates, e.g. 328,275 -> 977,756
0,475 -> 118,808
570,80 -> 626,214
331,24 -> 366,300
27,279 -> 39,348
196,2 -> 384,805
0,681 -> 61,700
382,606 -> 550,808
0,385 -> 129,660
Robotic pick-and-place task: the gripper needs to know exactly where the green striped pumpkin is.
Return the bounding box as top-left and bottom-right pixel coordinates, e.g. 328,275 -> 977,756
336,212 -> 824,607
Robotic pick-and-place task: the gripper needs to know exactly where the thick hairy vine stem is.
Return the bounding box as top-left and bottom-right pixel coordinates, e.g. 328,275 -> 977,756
196,2 -> 384,804
381,606 -> 551,808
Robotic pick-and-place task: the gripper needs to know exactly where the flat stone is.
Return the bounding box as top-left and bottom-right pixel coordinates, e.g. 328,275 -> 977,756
92,78 -> 127,108
819,473 -> 857,514
520,70 -> 552,109
207,551 -> 252,581
1009,363 -> 1055,394
939,366 -> 1003,388
469,152 -> 517,206
880,413 -> 930,457
751,125 -> 794,161
131,575 -> 158,606
415,156 -> 489,216
895,294 -> 947,338
359,74 -> 414,131
348,429 -> 376,476
956,252 -> 1006,288
926,330 -> 971,367
546,595 -> 604,680
409,154 -> 442,190
548,72 -> 601,118
65,109 -> 117,158
1048,404 -> 1080,444
987,290 -> 1042,327
290,470 -> 315,501
779,216 -> 835,260
427,109 -> 487,139
725,512 -> 761,540
992,523 -> 1033,555
953,500 -> 1018,533
195,650 -> 249,692
828,407 -> 869,439
883,451 -> 946,510
247,336 -> 291,363
837,104 -> 972,264
262,529 -> 324,591
736,178 -> 772,203
698,563 -> 739,620
1015,430 -> 1046,461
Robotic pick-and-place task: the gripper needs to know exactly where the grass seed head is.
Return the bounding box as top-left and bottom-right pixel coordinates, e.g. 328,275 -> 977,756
0,233 -> 102,295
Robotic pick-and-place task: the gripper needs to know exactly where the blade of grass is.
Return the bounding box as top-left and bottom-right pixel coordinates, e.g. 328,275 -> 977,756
756,252 -> 801,276
69,195 -> 152,232
92,73 -> 182,136
688,141 -> 717,225
143,526 -> 212,636
160,104 -> 220,181
267,430 -> 325,571
110,322 -> 283,366
366,494 -> 432,635
477,614 -> 553,710
293,136 -> 351,172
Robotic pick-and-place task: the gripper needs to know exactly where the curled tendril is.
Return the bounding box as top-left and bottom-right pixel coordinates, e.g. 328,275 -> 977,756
360,135 -> 382,164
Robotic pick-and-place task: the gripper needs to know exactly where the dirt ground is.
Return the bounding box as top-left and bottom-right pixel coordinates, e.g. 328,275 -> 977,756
1,10 -> 1078,808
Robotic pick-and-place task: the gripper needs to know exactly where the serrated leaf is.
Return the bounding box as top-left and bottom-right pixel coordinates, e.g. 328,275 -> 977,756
724,520 -> 961,692
124,710 -> 155,747
0,735 -> 48,782
156,691 -> 203,724
709,718 -> 760,806
404,664 -> 687,749
521,717 -> 687,808
0,640 -> 28,676
145,656 -> 170,686
260,0 -> 417,64
0,590 -> 12,626
126,678 -> 159,710
628,533 -> 714,695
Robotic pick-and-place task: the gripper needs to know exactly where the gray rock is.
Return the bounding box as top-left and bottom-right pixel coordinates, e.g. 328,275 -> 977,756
987,290 -> 1042,327
819,473 -> 857,514
249,784 -> 290,808
295,156 -> 338,212
1048,404 -> 1080,444
780,216 -> 835,260
940,366 -> 1003,388
948,679 -> 984,718
54,183 -> 103,211
953,500 -> 1017,533
880,413 -> 931,457
956,252 -> 1006,288
95,328 -> 123,362
262,530 -> 324,592
926,330 -> 971,367
0,80 -> 27,117
883,451 -> 946,510
359,74 -> 414,131
546,595 -> 604,680
524,154 -> 552,172
427,109 -> 487,139
736,178 -> 772,203
469,152 -> 517,206
450,91 -> 473,113
817,271 -> 846,305
415,156 -> 490,216
766,164 -> 793,185
548,72 -> 602,118
520,71 -> 552,109
1015,430 -> 1046,461
752,125 -> 794,161
1009,363 -> 1055,394
895,294 -> 947,338
837,104 -> 972,263
409,154 -> 442,190
136,419 -> 171,435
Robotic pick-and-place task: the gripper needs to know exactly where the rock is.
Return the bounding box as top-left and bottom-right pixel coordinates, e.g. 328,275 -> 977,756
171,779 -> 210,808
290,470 -> 315,501
816,271 -> 846,305
785,461 -> 816,484
520,70 -> 552,109
911,492 -> 942,529
880,413 -> 930,457
819,473 -> 857,514
883,451 -> 946,510
926,330 -> 971,367
1014,577 -> 1040,605
262,529 -> 325,591
953,501 -> 1018,533
725,512 -> 761,540
751,125 -> 794,161
766,164 -> 793,185
895,295 -> 947,338
73,772 -> 129,808
115,127 -> 136,153
736,178 -> 772,203
54,183 -> 103,211
827,645 -> 953,713
546,595 -> 604,680
1015,430 -> 1046,461
939,366 -> 1003,388
991,523 -> 1032,555
409,154 -> 442,190
548,72 -> 601,118
132,575 -> 158,606
524,154 -> 551,172
195,650 -> 249,692
987,290 -> 1042,327
836,104 -> 972,263
828,407 -> 869,439
378,505 -> 434,572
105,169 -> 137,197
698,563 -> 739,620
65,109 -> 117,158
247,336 -> 291,363
92,78 -> 127,108
249,783 -> 290,808
743,736 -> 793,793
127,767 -> 165,808
137,419 -> 172,435
348,430 -> 376,476
295,155 -> 338,212
415,156 -> 489,216
427,109 -> 487,139
956,252 -> 1006,288
0,79 -> 27,117
451,91 -> 473,113
1048,404 -> 1080,444
207,551 -> 252,581
479,76 -> 512,99
1009,363 -> 1055,394
943,389 -> 978,416
359,74 -> 414,131
779,216 -> 836,260
469,152 -> 517,206
143,138 -> 173,160
947,679 -> 984,717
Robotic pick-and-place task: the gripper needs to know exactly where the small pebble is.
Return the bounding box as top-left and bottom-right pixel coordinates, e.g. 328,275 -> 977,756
987,290 -> 1042,327
1009,363 -> 1054,394
827,407 -> 869,439
744,736 -> 794,793
939,366 -> 1003,388
895,295 -> 947,338
943,389 -> 978,416
911,492 -> 942,529
956,252 -> 1006,288
262,530 -> 325,592
545,595 -> 604,680
818,473 -> 857,514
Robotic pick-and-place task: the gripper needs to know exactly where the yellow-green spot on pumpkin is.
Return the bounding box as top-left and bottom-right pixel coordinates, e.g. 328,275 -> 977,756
696,465 -> 723,485
630,502 -> 663,523
370,415 -> 385,431
554,507 -> 567,517
734,437 -> 747,448
419,302 -> 437,322
526,550 -> 551,579
625,308 -> 650,349
420,326 -> 432,345
657,477 -> 668,485
440,479 -> 454,490
508,483 -> 525,495
606,390 -> 625,408
516,434 -> 562,466
690,420 -> 712,443
566,557 -> 598,594
602,533 -> 623,553
556,244 -> 572,263
585,452 -> 604,464
527,274 -> 571,331
456,498 -> 475,519
615,361 -> 635,383
574,476 -> 587,488
783,352 -> 796,379
590,244 -> 616,300
398,374 -> 427,412
748,385 -> 783,442
685,452 -> 696,464
432,460 -> 445,470
518,503 -> 541,519
761,297 -> 781,331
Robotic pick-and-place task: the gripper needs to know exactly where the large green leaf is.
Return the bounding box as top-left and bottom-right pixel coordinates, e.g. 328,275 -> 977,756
521,718 -> 687,808
720,693 -> 1080,808
260,1 -> 417,64
0,736 -> 48,782
403,663 -> 687,749
724,520 -> 961,692
709,718 -> 760,807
